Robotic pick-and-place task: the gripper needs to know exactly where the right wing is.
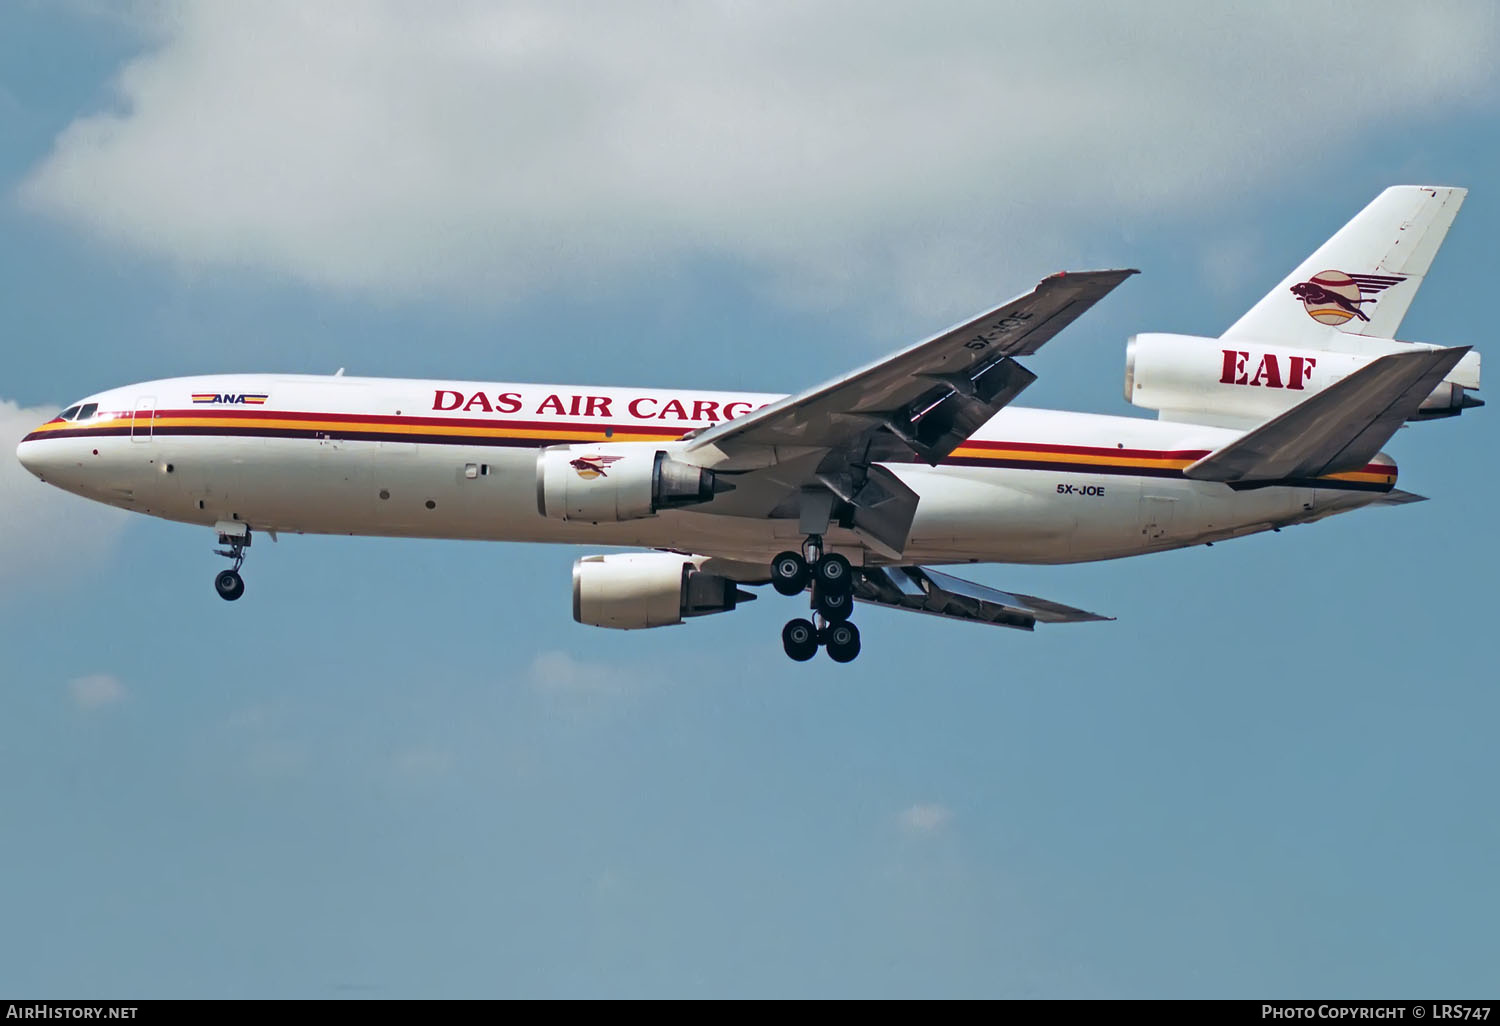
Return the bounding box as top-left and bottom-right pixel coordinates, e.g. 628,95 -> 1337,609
683,269 -> 1136,558
686,269 -> 1138,467
855,566 -> 1111,632
1184,346 -> 1470,484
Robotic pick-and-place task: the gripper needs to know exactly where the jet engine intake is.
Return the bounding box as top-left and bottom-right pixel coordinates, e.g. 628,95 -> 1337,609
572,552 -> 753,629
537,447 -> 727,523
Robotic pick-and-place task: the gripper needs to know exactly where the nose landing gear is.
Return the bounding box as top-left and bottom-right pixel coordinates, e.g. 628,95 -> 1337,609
212,525 -> 250,601
214,568 -> 245,601
772,535 -> 863,662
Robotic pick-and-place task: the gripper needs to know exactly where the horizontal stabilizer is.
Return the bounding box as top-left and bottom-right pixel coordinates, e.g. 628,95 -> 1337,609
855,566 -> 1111,631
1184,346 -> 1470,483
1368,489 -> 1427,506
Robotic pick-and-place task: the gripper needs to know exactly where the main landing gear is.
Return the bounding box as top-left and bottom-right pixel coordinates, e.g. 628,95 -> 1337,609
781,618 -> 862,664
772,535 -> 863,663
213,526 -> 250,601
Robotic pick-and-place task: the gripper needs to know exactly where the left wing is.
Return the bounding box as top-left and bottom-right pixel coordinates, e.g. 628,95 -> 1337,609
686,269 -> 1137,467
855,566 -> 1111,631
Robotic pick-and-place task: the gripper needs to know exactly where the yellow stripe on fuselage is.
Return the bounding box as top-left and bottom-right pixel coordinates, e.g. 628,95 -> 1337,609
948,444 -> 1195,471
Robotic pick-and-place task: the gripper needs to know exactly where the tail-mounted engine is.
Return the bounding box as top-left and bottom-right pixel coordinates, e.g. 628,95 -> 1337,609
537,446 -> 728,523
1124,333 -> 1482,424
573,552 -> 753,629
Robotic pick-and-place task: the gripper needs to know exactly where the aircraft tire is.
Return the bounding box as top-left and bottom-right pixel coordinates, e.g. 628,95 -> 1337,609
771,551 -> 810,596
814,553 -> 854,596
781,618 -> 819,661
825,621 -> 861,663
814,587 -> 852,623
215,569 -> 245,602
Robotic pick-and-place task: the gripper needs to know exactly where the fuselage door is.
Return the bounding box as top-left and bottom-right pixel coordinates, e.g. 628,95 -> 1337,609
131,396 -> 156,442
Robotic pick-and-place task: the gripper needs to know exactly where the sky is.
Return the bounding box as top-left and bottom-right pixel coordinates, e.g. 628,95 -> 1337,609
2,1 -> 1498,999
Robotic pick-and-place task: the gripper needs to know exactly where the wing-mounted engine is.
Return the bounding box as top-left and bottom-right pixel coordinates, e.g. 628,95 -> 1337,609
536,445 -> 729,523
573,552 -> 754,629
1124,333 -> 1481,426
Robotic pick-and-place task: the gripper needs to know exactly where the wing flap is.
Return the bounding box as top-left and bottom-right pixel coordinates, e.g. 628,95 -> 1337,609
1183,346 -> 1470,483
857,566 -> 1112,631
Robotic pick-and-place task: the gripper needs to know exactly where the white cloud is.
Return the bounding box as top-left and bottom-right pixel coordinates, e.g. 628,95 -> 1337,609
899,802 -> 954,835
67,672 -> 126,710
391,745 -> 455,779
1,399 -> 131,592
528,649 -> 631,695
244,739 -> 309,779
19,2 -> 1498,317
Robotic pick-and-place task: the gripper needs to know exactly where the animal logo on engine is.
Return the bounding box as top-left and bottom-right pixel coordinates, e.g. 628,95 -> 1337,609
570,455 -> 624,480
1289,270 -> 1406,327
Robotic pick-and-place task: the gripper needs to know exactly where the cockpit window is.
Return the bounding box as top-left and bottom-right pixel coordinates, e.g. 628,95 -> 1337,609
76,403 -> 98,421
59,405 -> 81,421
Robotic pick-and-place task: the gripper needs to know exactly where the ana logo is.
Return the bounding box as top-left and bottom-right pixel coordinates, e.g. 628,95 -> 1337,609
192,393 -> 269,405
570,455 -> 624,480
1289,270 -> 1406,326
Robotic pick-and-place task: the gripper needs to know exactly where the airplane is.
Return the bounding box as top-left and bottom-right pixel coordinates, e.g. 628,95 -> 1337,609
15,186 -> 1481,663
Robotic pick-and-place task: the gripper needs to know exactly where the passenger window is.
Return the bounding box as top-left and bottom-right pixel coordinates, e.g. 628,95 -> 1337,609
76,403 -> 98,421
59,405 -> 81,421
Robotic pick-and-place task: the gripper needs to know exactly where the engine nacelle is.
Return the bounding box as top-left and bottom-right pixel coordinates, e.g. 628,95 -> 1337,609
1124,333 -> 1481,424
572,553 -> 750,629
537,446 -> 724,523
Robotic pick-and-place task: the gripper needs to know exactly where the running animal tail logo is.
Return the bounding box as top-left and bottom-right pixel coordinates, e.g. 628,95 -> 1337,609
570,455 -> 625,480
1289,270 -> 1406,327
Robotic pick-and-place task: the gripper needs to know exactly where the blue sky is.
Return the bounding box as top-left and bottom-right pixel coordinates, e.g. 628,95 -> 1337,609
2,2 -> 1497,998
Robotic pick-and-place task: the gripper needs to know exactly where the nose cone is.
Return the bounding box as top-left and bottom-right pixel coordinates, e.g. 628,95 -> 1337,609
17,437 -> 43,477
16,431 -> 63,481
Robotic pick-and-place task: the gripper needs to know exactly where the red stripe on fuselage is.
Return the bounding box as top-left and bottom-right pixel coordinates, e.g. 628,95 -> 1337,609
151,408 -> 694,435
20,409 -> 1398,479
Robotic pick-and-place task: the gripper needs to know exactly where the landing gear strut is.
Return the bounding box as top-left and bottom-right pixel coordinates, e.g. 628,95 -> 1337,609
213,526 -> 250,601
772,534 -> 862,662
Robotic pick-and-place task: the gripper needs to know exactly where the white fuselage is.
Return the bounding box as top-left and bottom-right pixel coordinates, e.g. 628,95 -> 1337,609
16,373 -> 1396,569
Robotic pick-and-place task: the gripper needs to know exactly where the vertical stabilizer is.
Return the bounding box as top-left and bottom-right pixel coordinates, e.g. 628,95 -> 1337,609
1222,186 -> 1465,345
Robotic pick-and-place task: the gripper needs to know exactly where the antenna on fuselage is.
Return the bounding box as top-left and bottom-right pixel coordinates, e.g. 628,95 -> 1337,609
334,367 -> 345,377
